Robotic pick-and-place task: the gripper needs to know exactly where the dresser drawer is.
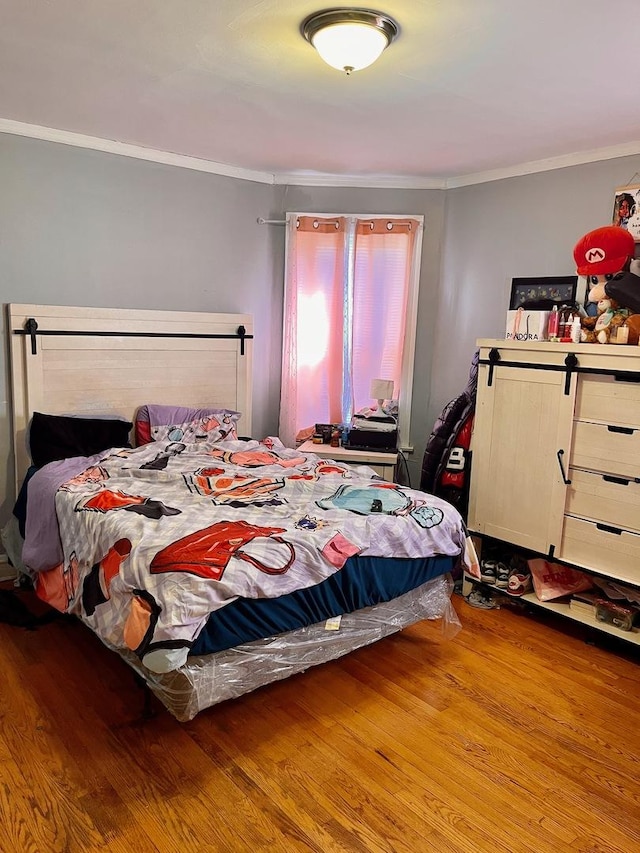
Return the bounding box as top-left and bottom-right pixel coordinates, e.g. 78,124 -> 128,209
558,516 -> 640,586
571,420 -> 640,479
566,468 -> 640,535
576,373 -> 640,428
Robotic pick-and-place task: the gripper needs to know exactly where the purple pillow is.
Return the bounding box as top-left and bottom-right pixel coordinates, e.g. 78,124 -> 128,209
135,405 -> 240,447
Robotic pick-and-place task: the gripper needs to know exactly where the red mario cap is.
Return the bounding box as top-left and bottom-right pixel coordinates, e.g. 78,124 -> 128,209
573,226 -> 635,276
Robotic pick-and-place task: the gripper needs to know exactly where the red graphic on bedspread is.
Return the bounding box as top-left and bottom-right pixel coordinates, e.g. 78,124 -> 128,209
75,489 -> 181,519
289,462 -> 349,481
61,466 -> 109,489
82,539 -> 133,616
35,552 -> 80,613
186,470 -> 285,504
195,467 -> 226,478
208,448 -> 306,468
149,519 -> 295,580
81,490 -> 147,511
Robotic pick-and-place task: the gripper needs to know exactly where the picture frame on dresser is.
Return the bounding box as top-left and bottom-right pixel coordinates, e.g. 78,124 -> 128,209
508,276 -> 578,310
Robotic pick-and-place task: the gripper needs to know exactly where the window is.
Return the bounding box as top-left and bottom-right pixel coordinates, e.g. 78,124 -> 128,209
279,213 -> 423,448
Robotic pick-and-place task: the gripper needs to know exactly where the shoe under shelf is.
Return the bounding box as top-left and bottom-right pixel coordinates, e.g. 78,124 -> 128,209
463,574 -> 640,646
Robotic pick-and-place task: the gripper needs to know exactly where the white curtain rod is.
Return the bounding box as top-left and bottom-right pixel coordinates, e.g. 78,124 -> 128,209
257,217 -> 287,225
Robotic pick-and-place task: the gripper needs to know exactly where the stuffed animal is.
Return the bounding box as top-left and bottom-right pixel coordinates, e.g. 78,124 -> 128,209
625,313 -> 640,344
573,225 -> 640,313
573,225 -> 640,343
581,304 -> 640,344
583,297 -> 631,344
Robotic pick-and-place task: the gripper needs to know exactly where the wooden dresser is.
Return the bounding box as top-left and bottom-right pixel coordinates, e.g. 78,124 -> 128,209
468,339 -> 640,635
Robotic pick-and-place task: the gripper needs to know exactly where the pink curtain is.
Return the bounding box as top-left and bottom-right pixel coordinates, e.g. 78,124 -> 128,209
351,219 -> 416,413
280,216 -> 347,447
280,215 -> 418,447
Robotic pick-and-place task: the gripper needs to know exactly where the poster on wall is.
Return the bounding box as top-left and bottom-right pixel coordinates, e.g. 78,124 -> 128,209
612,185 -> 640,242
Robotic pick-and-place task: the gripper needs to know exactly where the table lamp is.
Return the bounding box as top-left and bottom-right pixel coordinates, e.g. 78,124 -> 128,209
369,378 -> 394,418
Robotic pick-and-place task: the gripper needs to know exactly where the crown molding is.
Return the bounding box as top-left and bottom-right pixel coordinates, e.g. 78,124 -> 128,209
0,118 -> 275,185
1,117 -> 639,190
446,141 -> 640,189
273,172 -> 447,189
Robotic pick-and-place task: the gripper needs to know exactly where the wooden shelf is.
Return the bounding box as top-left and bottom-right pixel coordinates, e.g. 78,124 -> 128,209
519,592 -> 640,646
463,574 -> 640,647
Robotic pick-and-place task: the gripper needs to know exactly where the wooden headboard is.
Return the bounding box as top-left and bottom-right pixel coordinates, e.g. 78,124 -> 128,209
7,304 -> 254,487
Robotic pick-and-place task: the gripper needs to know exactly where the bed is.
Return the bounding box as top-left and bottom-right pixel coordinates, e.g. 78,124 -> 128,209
5,303 -> 475,721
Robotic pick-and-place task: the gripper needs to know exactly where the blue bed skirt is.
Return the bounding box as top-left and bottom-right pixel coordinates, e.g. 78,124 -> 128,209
190,554 -> 455,656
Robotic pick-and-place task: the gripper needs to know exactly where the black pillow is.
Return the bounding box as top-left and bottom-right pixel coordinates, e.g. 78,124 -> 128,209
29,412 -> 133,468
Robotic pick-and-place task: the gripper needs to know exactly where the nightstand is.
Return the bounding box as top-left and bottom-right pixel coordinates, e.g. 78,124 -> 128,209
298,440 -> 397,482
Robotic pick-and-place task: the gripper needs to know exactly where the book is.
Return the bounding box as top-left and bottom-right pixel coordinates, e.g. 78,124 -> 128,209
351,415 -> 396,432
571,590 -> 598,606
569,595 -> 596,616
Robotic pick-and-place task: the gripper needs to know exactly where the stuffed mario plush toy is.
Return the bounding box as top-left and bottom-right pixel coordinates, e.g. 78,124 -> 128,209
573,225 -> 640,314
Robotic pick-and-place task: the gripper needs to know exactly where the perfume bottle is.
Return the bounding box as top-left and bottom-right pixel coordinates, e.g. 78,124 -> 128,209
570,315 -> 581,344
560,311 -> 574,342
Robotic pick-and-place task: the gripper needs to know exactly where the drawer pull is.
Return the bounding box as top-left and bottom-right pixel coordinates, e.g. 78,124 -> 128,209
596,523 -> 622,536
556,449 -> 571,485
607,425 -> 635,435
602,474 -> 630,486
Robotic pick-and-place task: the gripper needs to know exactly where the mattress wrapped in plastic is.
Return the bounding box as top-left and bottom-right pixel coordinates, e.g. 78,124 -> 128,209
112,573 -> 458,721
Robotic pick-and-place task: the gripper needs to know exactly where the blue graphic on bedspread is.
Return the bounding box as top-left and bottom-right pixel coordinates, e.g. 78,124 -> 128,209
316,483 -> 444,528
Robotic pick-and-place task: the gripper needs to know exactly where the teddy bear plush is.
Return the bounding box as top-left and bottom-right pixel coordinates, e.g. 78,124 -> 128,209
579,316 -> 598,343
580,296 -> 632,344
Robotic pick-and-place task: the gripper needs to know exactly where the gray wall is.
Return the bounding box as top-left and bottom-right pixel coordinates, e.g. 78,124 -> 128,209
432,156 -> 640,433
0,134 -> 282,520
2,131 -> 640,525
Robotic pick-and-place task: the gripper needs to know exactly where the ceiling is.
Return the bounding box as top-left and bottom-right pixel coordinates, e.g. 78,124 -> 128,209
2,0 -> 640,185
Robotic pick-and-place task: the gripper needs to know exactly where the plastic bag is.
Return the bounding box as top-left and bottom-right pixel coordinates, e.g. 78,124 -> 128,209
528,558 -> 593,602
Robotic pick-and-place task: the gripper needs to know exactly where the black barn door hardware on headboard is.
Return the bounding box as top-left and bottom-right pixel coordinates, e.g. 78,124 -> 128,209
14,318 -> 254,356
24,318 -> 38,354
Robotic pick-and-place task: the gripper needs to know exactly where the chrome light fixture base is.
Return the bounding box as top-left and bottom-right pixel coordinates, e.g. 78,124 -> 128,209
301,8 -> 399,74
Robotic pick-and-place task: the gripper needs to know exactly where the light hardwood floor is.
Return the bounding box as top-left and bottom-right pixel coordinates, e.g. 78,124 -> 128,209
1,589 -> 639,853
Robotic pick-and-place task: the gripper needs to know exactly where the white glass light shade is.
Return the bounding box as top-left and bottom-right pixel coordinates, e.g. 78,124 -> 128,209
311,22 -> 388,73
302,9 -> 399,75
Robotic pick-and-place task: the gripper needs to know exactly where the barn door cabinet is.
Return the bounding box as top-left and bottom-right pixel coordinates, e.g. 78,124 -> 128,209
467,339 -> 640,642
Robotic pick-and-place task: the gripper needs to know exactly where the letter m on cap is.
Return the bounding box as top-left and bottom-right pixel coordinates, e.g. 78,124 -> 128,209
586,247 -> 605,262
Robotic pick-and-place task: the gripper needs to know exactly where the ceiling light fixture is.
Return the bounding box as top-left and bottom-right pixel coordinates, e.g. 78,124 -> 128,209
301,8 -> 399,75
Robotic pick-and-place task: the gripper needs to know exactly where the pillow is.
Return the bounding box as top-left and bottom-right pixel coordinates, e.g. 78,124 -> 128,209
29,412 -> 133,468
135,405 -> 240,447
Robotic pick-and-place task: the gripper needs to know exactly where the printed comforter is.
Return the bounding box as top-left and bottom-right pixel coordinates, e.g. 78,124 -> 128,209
27,438 -> 472,673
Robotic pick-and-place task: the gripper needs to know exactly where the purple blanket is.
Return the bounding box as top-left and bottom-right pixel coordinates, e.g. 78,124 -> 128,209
22,452 -> 107,573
